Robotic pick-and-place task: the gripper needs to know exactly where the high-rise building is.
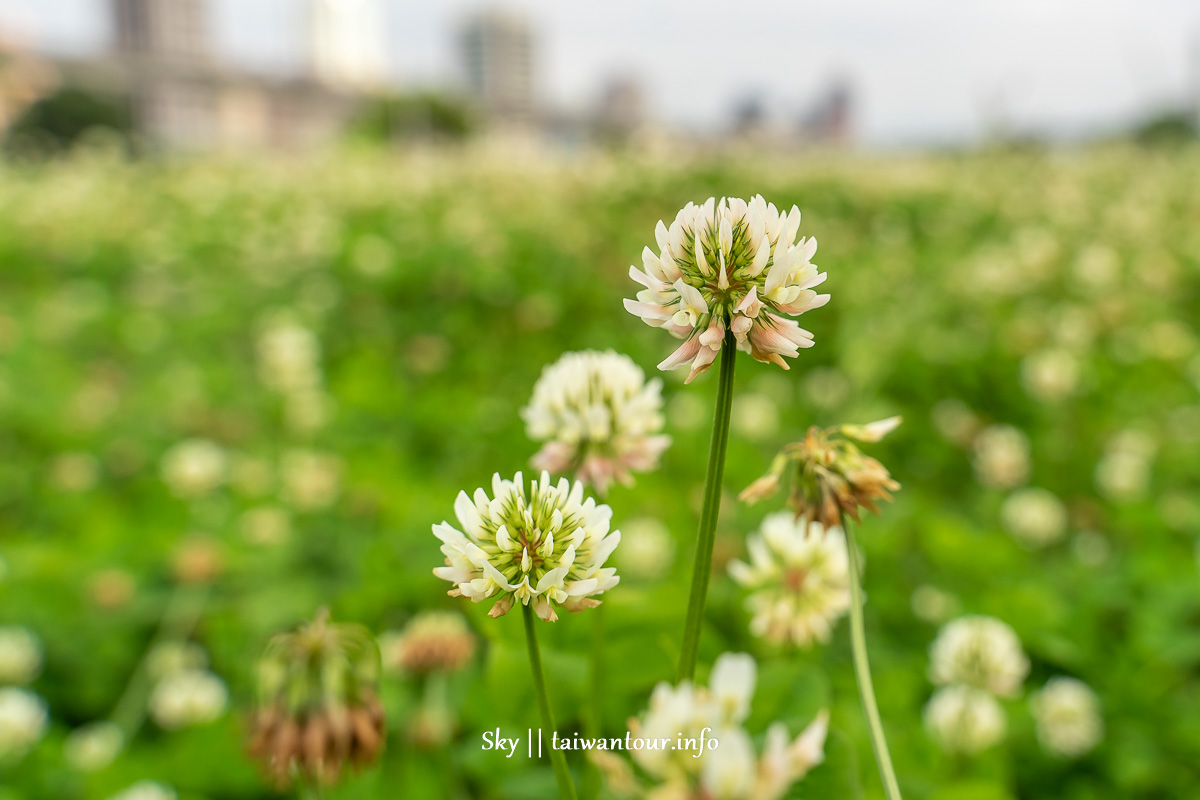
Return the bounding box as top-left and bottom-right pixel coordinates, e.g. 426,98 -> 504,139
460,10 -> 534,123
111,0 -> 209,64
308,0 -> 387,89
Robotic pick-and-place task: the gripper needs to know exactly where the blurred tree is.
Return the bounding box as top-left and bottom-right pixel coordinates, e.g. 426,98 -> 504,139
4,86 -> 134,156
1132,110 -> 1197,146
347,91 -> 475,145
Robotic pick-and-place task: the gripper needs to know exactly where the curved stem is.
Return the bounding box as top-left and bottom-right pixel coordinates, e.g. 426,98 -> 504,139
842,514 -> 903,800
523,604 -> 579,800
677,334 -> 737,682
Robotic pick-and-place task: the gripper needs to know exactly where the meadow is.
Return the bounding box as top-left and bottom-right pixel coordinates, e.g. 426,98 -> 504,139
0,143 -> 1198,799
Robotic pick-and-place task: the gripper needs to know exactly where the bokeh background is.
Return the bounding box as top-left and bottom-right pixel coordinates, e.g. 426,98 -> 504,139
2,2 -> 1200,799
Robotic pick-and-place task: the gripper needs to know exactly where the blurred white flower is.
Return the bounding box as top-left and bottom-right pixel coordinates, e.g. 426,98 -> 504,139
145,641 -> 208,681
931,399 -> 979,446
1021,348 -> 1079,402
433,471 -> 621,621
729,513 -> 851,647
626,652 -> 826,800
148,669 -> 228,730
1001,488 -> 1068,548
64,721 -> 125,772
1072,244 -> 1120,290
0,687 -> 48,762
911,585 -> 960,625
522,350 -> 671,493
924,685 -> 1006,754
972,425 -> 1031,490
239,506 -> 291,546
160,439 -> 227,499
1095,429 -> 1155,503
1030,677 -> 1103,758
106,781 -> 177,800
929,616 -> 1029,698
625,196 -> 829,382
256,316 -> 322,393
731,393 -> 780,441
613,516 -> 675,580
281,449 -> 343,511
0,626 -> 42,684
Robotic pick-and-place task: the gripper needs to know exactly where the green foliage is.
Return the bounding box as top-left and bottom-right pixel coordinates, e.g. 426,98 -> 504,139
0,146 -> 1198,798
3,87 -> 134,157
347,92 -> 474,144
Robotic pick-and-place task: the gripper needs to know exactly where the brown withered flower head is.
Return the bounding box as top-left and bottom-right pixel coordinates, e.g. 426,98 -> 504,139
740,417 -> 902,528
380,610 -> 477,676
247,609 -> 385,788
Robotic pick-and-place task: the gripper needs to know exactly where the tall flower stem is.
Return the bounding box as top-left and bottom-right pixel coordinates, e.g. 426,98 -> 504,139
677,332 -> 737,681
523,604 -> 579,800
842,514 -> 903,800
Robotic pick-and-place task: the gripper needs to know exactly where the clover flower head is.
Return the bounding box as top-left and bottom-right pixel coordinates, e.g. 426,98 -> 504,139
729,512 -> 851,647
149,668 -> 228,730
924,685 -> 1006,754
64,721 -> 125,772
971,425 -> 1030,490
0,626 -> 42,684
625,196 -> 830,382
929,615 -> 1029,698
740,418 -> 901,529
379,611 -> 477,675
605,652 -> 826,800
1001,487 -> 1068,548
106,782 -> 176,800
0,687 -> 47,762
522,350 -> 671,493
1030,677 -> 1103,758
160,438 -> 227,498
248,610 -> 384,788
433,471 -> 621,622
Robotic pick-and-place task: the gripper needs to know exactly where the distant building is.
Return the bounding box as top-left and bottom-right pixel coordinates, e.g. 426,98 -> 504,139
799,79 -> 853,146
594,76 -> 644,141
460,10 -> 535,124
307,0 -> 387,90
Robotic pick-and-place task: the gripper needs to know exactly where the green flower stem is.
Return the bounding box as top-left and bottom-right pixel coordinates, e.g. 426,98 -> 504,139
677,332 -> 737,682
523,603 -> 579,800
583,604 -> 605,800
842,514 -> 904,800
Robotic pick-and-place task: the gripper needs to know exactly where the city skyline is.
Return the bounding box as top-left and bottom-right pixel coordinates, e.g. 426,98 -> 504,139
1,0 -> 1198,146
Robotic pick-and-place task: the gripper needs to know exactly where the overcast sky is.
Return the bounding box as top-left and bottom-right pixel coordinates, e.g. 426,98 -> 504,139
1,0 -> 1198,145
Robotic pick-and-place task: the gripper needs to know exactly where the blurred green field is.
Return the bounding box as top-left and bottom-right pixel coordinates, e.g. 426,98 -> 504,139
1,144 -> 1199,799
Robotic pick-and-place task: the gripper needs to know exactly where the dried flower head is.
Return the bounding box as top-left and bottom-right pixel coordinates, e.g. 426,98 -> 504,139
1030,677 -> 1103,758
522,350 -> 670,493
929,615 -> 1029,698
379,611 -> 477,675
740,418 -> 902,529
247,611 -> 385,788
625,196 -> 830,382
729,512 -> 851,647
433,471 -> 621,622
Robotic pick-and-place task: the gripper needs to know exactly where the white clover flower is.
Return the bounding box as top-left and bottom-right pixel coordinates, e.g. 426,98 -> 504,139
972,425 -> 1031,490
433,471 -> 621,622
0,687 -> 48,762
627,652 -> 826,800
625,196 -> 830,382
256,316 -> 322,393
64,721 -> 125,772
0,626 -> 42,684
929,616 -> 1029,698
522,350 -> 671,493
1095,430 -> 1155,503
239,506 -> 291,546
148,669 -> 228,730
106,781 -> 177,800
281,448 -> 343,511
1001,487 -> 1068,548
1021,348 -> 1079,402
924,685 -> 1006,754
1030,677 -> 1103,758
145,641 -> 208,681
160,439 -> 227,498
729,513 -> 851,647
613,516 -> 675,581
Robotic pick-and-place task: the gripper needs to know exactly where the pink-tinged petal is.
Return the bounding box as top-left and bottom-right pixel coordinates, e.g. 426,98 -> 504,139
685,344 -> 720,383
533,595 -> 558,622
530,441 -> 573,474
733,284 -> 763,317
658,337 -> 703,371
795,270 -> 828,291
623,298 -> 672,322
699,315 -> 725,349
776,291 -> 830,316
488,594 -> 515,618
730,313 -> 752,344
659,319 -> 693,339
